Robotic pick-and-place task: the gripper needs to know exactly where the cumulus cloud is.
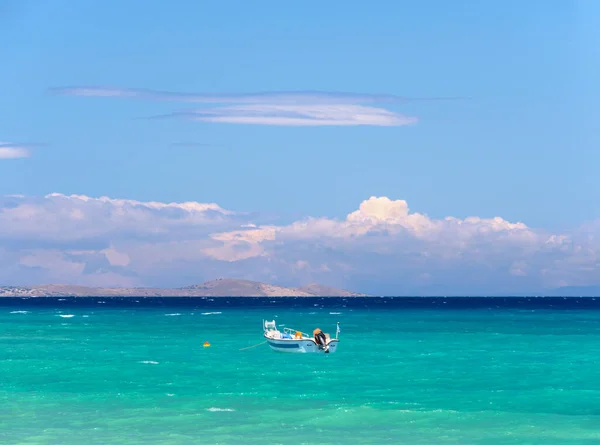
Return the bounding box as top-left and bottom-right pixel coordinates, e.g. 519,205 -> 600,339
48,85 -> 467,127
0,142 -> 30,159
0,193 -> 598,294
0,193 -> 238,244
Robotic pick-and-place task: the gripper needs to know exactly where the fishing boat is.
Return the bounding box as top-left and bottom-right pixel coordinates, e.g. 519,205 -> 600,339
262,320 -> 340,353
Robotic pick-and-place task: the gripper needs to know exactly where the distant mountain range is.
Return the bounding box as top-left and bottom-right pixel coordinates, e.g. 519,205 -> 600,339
0,278 -> 367,297
1,278 -> 599,297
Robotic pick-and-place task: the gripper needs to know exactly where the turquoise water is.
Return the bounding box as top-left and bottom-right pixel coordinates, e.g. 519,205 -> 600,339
1,298 -> 600,444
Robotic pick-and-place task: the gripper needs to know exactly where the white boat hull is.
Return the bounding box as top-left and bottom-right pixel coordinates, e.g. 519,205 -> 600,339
264,335 -> 339,353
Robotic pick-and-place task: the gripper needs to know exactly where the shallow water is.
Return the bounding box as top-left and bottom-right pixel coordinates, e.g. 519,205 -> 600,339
1,297 -> 599,444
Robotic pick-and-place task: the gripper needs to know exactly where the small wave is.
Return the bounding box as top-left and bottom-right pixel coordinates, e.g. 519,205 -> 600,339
139,360 -> 159,365
329,312 -> 342,315
58,298 -> 66,301
206,407 -> 235,412
165,313 -> 181,316
201,312 -> 222,315
82,315 -> 89,318
10,310 -> 29,314
392,408 -> 461,414
58,314 -> 75,318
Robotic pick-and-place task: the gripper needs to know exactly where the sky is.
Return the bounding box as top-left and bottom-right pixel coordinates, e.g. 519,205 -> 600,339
1,0 -> 599,295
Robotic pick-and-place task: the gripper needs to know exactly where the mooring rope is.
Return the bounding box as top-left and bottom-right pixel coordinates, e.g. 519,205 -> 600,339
239,340 -> 268,351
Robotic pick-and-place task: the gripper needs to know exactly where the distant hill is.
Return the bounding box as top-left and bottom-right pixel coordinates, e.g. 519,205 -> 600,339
0,278 -> 367,297
297,283 -> 359,297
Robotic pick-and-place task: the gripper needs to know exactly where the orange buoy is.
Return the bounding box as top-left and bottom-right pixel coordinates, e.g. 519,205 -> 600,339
203,341 -> 210,347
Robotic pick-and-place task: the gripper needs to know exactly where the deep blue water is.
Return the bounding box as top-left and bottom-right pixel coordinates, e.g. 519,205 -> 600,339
1,296 -> 599,310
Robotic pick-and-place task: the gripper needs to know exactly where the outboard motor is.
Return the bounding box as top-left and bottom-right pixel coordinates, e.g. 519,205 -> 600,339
313,328 -> 329,352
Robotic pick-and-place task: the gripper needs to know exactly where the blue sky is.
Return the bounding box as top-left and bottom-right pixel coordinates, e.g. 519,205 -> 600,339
1,1 -> 599,294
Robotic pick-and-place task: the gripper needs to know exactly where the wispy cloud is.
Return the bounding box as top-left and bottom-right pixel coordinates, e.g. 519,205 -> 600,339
50,86 -> 463,105
0,142 -> 31,159
50,85 -> 464,127
158,104 -> 417,127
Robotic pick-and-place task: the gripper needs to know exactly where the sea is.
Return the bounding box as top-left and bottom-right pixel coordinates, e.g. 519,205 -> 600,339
1,296 -> 600,445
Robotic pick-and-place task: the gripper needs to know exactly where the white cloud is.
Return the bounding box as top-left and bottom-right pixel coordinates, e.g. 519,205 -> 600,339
205,196 -> 540,259
204,196 -> 598,293
0,193 -> 236,242
49,85 -> 450,127
0,193 -> 598,294
50,86 -> 444,105
0,142 -> 30,159
168,104 -> 417,127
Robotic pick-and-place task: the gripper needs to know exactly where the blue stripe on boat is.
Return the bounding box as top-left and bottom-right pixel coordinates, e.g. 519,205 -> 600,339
268,342 -> 300,349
